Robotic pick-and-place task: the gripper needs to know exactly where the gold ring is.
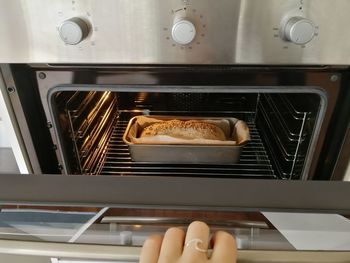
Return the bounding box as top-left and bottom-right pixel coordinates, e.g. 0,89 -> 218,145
185,238 -> 207,253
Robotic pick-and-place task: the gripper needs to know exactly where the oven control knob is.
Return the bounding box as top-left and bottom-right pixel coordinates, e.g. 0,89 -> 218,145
171,20 -> 196,45
283,17 -> 316,45
59,17 -> 89,45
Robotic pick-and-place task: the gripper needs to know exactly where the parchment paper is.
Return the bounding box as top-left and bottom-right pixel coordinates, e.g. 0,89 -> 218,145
125,116 -> 250,145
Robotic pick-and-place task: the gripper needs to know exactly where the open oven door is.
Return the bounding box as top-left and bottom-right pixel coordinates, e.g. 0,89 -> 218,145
0,175 -> 349,263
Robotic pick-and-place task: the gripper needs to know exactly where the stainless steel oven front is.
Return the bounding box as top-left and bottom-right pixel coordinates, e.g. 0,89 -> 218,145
1,0 -> 350,262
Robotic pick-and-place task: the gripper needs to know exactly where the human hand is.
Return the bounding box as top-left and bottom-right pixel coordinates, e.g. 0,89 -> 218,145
140,221 -> 237,263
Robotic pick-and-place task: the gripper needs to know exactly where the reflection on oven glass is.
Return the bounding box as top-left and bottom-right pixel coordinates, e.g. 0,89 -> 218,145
0,205 -> 98,242
2,205 -> 349,251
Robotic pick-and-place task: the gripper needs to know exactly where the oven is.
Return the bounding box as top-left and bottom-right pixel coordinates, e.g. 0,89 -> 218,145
1,0 -> 350,262
2,65 -> 346,181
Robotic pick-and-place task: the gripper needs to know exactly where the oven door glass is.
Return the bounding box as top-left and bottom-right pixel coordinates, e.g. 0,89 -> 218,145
0,176 -> 350,245
0,196 -> 350,262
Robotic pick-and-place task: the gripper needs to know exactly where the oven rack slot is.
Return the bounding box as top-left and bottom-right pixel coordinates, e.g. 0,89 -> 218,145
260,94 -> 308,140
95,113 -> 277,179
256,94 -> 310,179
65,92 -> 119,174
66,92 -> 114,142
258,103 -> 300,160
81,110 -> 118,174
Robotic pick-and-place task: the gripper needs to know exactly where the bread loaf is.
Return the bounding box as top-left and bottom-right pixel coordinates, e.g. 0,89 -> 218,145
140,119 -> 226,140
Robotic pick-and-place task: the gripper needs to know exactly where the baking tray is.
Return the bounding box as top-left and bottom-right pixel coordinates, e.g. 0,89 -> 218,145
122,115 -> 250,164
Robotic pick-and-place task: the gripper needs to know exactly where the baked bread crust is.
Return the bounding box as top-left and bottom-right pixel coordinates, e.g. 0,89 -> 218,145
140,119 -> 226,140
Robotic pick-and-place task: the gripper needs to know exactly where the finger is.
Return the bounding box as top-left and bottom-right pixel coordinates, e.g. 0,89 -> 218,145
183,221 -> 210,260
139,235 -> 163,263
210,231 -> 237,263
158,227 -> 185,262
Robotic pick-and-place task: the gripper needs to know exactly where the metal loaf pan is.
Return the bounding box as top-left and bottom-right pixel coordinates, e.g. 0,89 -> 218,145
122,116 -> 250,164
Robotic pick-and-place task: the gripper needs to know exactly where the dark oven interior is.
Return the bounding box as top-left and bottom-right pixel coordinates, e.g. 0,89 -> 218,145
52,90 -> 322,180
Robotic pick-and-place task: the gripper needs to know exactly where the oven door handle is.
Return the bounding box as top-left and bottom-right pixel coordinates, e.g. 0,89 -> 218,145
0,239 -> 349,263
100,216 -> 269,229
0,239 -> 138,262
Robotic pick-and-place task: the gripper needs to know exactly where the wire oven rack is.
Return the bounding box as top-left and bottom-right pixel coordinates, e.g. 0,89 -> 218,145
65,91 -> 118,174
256,94 -> 311,179
94,112 -> 277,179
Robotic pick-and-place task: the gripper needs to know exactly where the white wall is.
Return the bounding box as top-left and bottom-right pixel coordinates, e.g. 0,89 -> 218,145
0,82 -> 29,173
0,90 -> 12,147
0,115 -> 11,147
0,78 -> 10,148
344,162 -> 350,182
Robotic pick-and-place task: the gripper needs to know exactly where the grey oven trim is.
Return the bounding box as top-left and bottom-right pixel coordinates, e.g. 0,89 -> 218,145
46,84 -> 328,180
0,240 -> 350,262
0,239 -> 349,262
0,175 -> 349,213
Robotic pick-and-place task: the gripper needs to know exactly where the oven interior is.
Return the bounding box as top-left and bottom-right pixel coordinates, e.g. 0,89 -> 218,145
52,90 -> 322,180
